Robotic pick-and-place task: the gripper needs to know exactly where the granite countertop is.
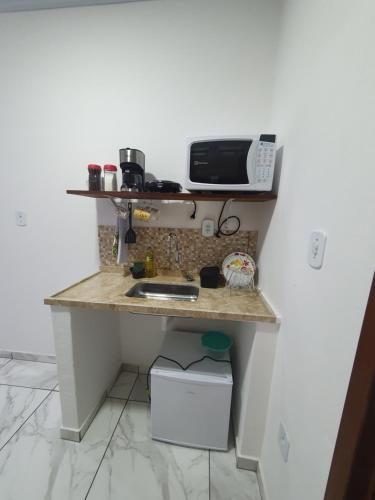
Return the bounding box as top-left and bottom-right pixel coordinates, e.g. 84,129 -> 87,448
44,271 -> 277,323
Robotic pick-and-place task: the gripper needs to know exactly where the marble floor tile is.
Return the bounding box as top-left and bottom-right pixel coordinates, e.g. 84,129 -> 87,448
129,373 -> 149,402
210,446 -> 261,500
87,401 -> 209,500
108,371 -> 137,399
0,358 -> 11,369
0,392 -> 125,500
0,359 -> 58,389
0,385 -> 48,449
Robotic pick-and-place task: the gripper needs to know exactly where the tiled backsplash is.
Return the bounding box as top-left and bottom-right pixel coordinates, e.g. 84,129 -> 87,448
99,226 -> 257,274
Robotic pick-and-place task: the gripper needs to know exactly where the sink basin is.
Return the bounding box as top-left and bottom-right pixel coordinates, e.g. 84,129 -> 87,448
125,282 -> 199,302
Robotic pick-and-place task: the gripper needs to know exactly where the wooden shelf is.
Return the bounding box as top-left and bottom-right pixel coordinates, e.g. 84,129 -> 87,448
66,190 -> 277,202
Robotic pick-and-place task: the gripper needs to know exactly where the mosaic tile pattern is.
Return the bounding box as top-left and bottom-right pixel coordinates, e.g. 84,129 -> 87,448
98,225 -> 117,266
98,226 -> 257,274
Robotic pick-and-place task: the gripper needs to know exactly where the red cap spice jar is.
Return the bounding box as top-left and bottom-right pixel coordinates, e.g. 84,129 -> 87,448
103,164 -> 118,191
88,164 -> 102,191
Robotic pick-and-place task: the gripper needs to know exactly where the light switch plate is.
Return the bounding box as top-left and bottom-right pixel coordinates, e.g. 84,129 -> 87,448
202,219 -> 215,237
308,231 -> 326,269
16,210 -> 27,226
278,422 -> 290,463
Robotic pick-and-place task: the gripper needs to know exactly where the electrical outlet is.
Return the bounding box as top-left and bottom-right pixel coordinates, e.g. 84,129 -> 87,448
15,210 -> 27,227
278,423 -> 290,463
201,219 -> 215,237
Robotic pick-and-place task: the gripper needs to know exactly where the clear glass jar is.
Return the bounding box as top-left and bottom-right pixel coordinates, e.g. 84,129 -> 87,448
103,164 -> 118,191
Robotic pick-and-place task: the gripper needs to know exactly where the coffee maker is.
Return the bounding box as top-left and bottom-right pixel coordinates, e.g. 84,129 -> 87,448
119,148 -> 145,192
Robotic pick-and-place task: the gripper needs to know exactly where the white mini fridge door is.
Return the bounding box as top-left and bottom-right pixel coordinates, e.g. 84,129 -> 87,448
151,370 -> 232,451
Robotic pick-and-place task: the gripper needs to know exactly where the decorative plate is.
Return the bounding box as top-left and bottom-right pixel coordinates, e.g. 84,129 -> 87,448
222,252 -> 256,288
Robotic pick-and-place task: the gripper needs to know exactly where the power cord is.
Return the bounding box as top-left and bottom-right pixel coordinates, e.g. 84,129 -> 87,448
215,200 -> 240,237
190,201 -> 197,219
146,354 -> 230,401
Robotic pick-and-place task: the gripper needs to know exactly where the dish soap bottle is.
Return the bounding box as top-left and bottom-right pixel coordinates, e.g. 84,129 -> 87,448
145,248 -> 157,278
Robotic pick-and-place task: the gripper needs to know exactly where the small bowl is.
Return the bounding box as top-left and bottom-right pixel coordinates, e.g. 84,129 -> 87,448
130,265 -> 145,279
201,331 -> 233,358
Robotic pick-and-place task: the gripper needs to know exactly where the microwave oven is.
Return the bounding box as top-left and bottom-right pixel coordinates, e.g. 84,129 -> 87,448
185,135 -> 276,192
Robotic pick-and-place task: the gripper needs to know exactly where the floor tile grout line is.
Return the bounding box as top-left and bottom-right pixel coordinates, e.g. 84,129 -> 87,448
11,359 -> 57,365
128,373 -> 150,403
0,359 -> 12,369
84,375 -> 139,500
128,372 -> 140,401
0,388 -> 53,453
107,372 -> 148,403
0,382 -> 56,391
0,357 -> 56,365
106,394 -> 149,404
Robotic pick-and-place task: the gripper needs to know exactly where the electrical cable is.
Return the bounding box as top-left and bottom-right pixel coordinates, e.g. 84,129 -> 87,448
146,354 -> 230,401
190,201 -> 197,219
215,200 -> 240,237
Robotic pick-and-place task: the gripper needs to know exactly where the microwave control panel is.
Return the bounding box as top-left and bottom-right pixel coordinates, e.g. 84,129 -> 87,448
253,141 -> 276,187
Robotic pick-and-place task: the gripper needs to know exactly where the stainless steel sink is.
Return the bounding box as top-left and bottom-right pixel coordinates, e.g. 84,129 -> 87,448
125,282 -> 199,302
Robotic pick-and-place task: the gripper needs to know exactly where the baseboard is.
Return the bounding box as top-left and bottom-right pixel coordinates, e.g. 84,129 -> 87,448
236,454 -> 258,472
0,350 -> 12,359
235,450 -> 267,500
233,428 -> 259,472
13,351 -> 56,363
257,461 -> 268,500
107,364 -> 129,396
60,426 -> 81,442
122,363 -> 139,374
61,364 -> 123,442
60,390 -> 107,442
0,350 -> 56,364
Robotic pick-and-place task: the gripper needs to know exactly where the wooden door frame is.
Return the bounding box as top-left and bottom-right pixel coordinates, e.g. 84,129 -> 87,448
324,273 -> 375,500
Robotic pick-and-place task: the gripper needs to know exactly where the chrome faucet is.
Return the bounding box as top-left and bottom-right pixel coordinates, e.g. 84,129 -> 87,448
168,233 -> 194,282
168,232 -> 181,265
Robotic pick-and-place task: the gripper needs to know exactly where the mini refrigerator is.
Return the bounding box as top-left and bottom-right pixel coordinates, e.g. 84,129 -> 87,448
151,330 -> 232,450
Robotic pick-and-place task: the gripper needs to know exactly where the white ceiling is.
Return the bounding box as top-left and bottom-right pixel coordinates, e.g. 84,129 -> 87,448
0,0 -> 141,12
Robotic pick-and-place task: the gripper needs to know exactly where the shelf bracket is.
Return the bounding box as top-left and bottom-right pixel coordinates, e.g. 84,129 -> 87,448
109,197 -> 128,218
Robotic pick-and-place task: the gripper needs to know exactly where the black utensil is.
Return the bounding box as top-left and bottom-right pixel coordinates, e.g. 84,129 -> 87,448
125,202 -> 136,244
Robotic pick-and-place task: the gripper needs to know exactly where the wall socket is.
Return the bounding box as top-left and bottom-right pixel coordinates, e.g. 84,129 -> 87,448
278,422 -> 290,463
201,219 -> 215,237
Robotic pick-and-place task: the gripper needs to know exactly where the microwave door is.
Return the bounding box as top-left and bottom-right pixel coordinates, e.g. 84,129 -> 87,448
216,143 -> 250,185
190,140 -> 251,187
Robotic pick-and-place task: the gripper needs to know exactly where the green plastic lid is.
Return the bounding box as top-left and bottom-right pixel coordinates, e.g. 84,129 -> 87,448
201,331 -> 233,352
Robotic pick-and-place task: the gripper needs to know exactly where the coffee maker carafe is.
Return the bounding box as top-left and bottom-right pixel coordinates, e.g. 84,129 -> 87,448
119,148 -> 145,192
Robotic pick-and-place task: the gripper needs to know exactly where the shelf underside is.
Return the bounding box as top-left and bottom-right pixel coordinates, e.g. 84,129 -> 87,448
67,190 -> 277,202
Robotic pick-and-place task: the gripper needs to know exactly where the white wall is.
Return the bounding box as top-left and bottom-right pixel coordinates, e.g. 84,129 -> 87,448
120,314 -> 257,374
234,322 -> 277,463
258,1 -> 375,499
0,0 -> 281,355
